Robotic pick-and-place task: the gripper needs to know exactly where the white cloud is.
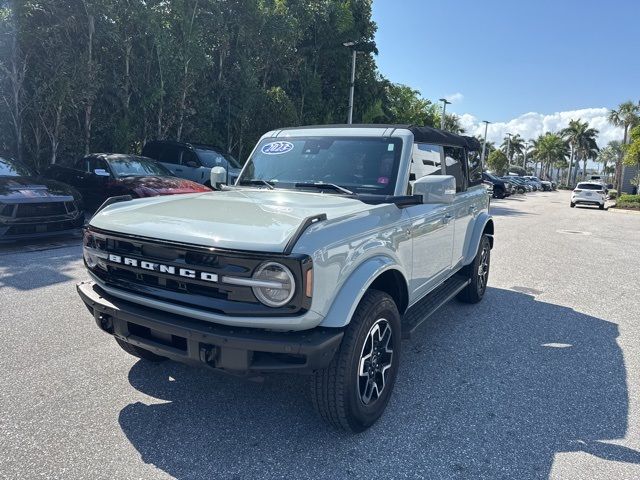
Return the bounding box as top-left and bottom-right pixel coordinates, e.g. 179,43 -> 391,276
458,107 -> 624,148
445,92 -> 464,104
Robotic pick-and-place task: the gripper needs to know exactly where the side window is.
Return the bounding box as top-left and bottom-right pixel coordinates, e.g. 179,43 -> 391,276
410,143 -> 443,181
75,157 -> 89,172
443,146 -> 468,192
158,145 -> 181,165
89,158 -> 110,176
467,150 -> 482,186
142,143 -> 160,160
181,150 -> 200,167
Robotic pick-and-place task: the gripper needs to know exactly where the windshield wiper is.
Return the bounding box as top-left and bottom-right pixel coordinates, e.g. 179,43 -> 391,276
237,179 -> 274,190
294,182 -> 354,195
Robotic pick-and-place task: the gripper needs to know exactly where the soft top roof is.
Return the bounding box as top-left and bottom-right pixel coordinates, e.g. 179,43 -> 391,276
276,124 -> 481,150
408,125 -> 481,150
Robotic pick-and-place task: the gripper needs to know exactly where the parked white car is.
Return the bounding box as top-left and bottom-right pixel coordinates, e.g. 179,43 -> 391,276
571,182 -> 607,209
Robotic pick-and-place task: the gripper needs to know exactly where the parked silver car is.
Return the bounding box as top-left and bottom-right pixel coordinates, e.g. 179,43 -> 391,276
79,125 -> 494,432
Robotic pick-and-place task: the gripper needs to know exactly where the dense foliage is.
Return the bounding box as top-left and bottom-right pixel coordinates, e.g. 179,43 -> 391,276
486,149 -> 508,176
0,0 -> 450,171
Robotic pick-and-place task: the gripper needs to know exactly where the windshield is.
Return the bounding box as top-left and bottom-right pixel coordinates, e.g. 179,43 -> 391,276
238,136 -> 403,195
108,157 -> 172,177
0,157 -> 34,177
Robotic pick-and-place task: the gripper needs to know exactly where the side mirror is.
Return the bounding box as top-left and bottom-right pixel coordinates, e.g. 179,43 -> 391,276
94,168 -> 110,177
412,175 -> 456,204
210,166 -> 227,190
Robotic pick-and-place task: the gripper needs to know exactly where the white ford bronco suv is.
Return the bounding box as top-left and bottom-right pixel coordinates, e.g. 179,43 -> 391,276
78,124 -> 493,432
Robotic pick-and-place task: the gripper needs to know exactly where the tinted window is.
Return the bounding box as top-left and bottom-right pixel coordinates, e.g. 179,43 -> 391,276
239,137 -> 402,196
142,143 -> 161,160
467,150 -> 482,186
0,157 -> 34,176
410,143 -> 442,180
157,145 -> 181,165
443,146 -> 467,192
576,183 -> 603,190
107,156 -> 172,177
88,157 -> 111,175
195,149 -> 228,168
181,150 -> 200,167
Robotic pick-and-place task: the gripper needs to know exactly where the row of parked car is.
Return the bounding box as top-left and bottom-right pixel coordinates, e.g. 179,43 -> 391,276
0,141 -> 240,242
482,173 -> 556,199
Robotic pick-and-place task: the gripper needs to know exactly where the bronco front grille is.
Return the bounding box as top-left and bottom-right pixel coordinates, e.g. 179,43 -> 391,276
86,228 -> 311,316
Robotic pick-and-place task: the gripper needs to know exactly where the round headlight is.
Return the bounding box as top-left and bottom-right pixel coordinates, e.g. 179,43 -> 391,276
252,262 -> 295,307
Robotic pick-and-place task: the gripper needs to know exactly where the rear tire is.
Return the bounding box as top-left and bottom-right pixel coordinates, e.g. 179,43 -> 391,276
115,337 -> 166,362
457,235 -> 491,304
599,203 -> 605,210
311,290 -> 401,433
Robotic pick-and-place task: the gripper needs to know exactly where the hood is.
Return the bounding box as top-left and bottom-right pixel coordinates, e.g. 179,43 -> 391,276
117,176 -> 210,195
90,189 -> 373,252
0,176 -> 77,202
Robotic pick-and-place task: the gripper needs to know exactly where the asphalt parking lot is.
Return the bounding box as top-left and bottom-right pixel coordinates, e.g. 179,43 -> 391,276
1,190 -> 639,479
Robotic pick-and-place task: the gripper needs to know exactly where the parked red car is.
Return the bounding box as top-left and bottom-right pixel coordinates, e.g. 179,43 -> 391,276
44,154 -> 210,210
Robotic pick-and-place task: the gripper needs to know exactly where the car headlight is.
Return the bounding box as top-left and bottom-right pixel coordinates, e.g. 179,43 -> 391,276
251,262 -> 295,307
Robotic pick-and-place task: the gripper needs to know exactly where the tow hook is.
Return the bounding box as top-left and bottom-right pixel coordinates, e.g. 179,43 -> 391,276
199,345 -> 217,366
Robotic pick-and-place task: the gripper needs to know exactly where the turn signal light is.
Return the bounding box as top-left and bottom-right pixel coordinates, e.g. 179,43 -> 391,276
305,268 -> 313,298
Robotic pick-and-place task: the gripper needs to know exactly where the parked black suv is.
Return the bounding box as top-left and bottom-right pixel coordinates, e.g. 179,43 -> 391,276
142,140 -> 241,186
482,172 -> 511,199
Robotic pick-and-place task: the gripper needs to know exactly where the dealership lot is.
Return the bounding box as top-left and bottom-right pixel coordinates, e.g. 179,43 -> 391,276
1,190 -> 639,479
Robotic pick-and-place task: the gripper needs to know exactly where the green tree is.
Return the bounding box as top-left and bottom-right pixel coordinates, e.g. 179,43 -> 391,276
501,133 -> 524,163
530,132 -> 568,180
624,126 -> 640,191
560,119 -> 599,185
608,101 -> 640,189
382,83 -> 437,125
486,149 -> 508,175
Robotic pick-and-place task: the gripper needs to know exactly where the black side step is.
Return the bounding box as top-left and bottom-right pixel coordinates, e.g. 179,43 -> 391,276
401,274 -> 470,339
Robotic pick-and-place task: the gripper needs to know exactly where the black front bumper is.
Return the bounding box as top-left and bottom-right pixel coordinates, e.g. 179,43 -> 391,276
77,282 -> 343,374
0,213 -> 84,242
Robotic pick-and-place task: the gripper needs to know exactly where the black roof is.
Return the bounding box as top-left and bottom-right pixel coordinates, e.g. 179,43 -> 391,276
409,126 -> 481,150
277,124 -> 481,150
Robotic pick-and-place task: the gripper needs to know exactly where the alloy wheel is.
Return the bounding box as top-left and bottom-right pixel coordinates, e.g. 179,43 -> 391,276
358,319 -> 393,405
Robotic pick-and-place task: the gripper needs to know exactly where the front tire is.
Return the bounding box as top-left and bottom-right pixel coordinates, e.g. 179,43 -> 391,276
570,202 -> 575,208
311,290 -> 401,433
599,203 -> 605,210
457,234 -> 491,304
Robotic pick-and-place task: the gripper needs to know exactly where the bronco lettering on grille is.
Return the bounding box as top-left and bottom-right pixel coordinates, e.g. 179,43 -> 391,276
107,254 -> 219,283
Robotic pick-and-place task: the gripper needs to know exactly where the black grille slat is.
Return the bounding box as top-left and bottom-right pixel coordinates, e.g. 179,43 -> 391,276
16,202 -> 67,218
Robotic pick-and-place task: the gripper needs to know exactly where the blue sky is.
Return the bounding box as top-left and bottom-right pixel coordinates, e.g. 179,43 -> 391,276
371,0 -> 640,144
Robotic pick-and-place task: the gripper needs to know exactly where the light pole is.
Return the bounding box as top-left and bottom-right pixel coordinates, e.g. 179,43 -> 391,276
439,98 -> 451,130
481,120 -> 491,167
505,132 -> 513,166
523,140 -> 529,170
343,42 -> 357,124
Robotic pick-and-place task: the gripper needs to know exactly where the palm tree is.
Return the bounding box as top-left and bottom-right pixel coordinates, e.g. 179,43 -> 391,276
530,132 -> 568,180
596,142 -> 621,182
560,119 -> 599,185
443,114 -> 465,134
608,101 -> 640,189
500,134 -> 524,163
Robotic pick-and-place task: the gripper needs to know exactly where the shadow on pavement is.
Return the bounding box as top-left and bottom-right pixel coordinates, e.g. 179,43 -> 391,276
0,248 -> 80,290
118,288 -> 637,479
490,205 -> 533,217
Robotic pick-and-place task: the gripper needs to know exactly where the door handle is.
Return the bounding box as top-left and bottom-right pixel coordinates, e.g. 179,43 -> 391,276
443,214 -> 453,225
175,168 -> 183,172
